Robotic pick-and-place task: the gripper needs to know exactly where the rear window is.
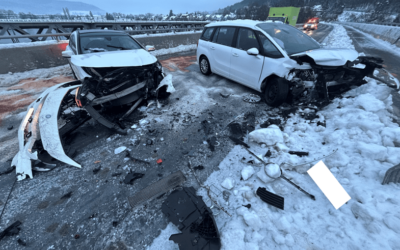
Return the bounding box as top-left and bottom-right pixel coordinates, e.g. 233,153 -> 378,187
201,27 -> 215,41
215,27 -> 236,47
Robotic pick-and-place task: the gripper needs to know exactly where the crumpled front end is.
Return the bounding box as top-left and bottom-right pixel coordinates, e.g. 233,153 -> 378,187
12,62 -> 174,181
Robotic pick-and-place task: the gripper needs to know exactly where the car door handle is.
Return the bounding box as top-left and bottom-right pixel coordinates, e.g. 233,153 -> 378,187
210,46 -> 215,50
232,53 -> 238,57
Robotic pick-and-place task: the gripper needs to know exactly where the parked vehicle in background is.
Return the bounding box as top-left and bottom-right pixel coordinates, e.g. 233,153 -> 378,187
197,20 -> 387,107
267,7 -> 300,26
303,17 -> 320,30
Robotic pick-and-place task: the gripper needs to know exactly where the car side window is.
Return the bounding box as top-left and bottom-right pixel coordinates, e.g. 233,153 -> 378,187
216,27 -> 236,47
201,27 -> 215,41
236,28 -> 260,51
256,32 -> 283,58
69,33 -> 76,50
211,28 -> 219,43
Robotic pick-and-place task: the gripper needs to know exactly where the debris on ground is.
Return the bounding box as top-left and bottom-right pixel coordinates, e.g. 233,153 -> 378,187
228,123 -> 244,139
114,147 -> 127,155
256,187 -> 284,210
194,165 -> 204,171
125,151 -> 150,164
161,187 -> 221,250
220,93 -> 230,98
382,164 -> 400,184
74,234 -> 80,240
60,191 -> 73,200
260,118 -> 281,128
17,238 -> 26,246
243,94 -> 261,103
156,159 -> 163,164
288,151 -> 309,157
243,204 -> 251,209
123,172 -> 145,185
0,221 -> 22,241
93,166 -> 101,175
7,125 -> 13,130
127,171 -> 186,208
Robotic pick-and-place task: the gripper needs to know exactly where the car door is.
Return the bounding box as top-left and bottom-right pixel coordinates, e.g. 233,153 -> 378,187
208,27 -> 236,78
197,27 -> 216,64
230,28 -> 264,90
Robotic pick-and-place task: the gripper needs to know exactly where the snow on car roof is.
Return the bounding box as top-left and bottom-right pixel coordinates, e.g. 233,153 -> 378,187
205,20 -> 269,29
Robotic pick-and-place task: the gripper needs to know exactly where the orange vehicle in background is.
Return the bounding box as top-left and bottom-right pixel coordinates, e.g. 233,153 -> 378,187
303,17 -> 319,30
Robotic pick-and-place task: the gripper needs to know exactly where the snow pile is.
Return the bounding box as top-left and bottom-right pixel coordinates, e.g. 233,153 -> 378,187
323,24 -> 355,50
249,125 -> 284,146
150,44 -> 197,56
0,40 -> 68,50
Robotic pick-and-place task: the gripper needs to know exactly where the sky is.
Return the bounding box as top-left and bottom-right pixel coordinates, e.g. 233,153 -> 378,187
70,0 -> 239,14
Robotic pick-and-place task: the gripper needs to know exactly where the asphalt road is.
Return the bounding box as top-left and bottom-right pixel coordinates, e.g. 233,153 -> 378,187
0,24 -> 380,250
302,23 -> 334,43
343,25 -> 400,82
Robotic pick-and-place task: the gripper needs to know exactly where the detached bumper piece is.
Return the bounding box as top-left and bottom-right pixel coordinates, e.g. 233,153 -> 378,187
162,187 -> 221,250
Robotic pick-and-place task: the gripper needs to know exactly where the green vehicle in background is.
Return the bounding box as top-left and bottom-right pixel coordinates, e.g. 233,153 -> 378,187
267,7 -> 300,26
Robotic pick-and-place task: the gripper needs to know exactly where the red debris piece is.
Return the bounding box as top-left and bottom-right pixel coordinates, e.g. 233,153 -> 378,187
157,159 -> 163,164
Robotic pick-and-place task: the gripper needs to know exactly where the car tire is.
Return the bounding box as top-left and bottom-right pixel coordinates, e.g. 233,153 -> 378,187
263,78 -> 289,107
199,56 -> 211,75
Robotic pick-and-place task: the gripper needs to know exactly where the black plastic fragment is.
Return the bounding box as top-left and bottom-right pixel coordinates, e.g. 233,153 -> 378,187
112,172 -> 122,177
265,150 -> 272,157
0,221 -> 22,241
228,122 -> 244,138
260,118 -> 281,128
7,125 -> 13,130
243,204 -> 251,209
112,221 -> 118,227
125,151 -> 150,164
207,136 -> 217,152
123,172 -> 145,185
229,136 -> 249,148
162,187 -> 221,250
61,191 -> 73,200
17,238 -> 26,246
288,151 -> 309,157
93,166 -> 101,174
256,187 -> 284,210
220,93 -> 230,98
194,165 -> 204,171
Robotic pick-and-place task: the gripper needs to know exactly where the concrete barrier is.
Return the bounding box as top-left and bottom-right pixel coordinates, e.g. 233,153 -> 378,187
0,32 -> 201,74
342,22 -> 400,48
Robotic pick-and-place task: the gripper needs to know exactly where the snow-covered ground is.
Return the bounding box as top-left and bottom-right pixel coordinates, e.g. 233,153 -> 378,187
323,24 -> 355,49
148,24 -> 400,250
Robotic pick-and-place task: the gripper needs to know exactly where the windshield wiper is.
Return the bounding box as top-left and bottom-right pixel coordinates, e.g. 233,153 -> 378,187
107,45 -> 129,50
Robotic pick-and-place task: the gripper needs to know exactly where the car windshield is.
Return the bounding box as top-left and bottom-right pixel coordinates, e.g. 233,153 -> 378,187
79,34 -> 142,54
256,23 -> 321,55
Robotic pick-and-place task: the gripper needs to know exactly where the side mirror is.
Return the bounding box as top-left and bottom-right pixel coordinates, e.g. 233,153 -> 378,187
247,48 -> 259,56
146,45 -> 156,52
62,50 -> 74,58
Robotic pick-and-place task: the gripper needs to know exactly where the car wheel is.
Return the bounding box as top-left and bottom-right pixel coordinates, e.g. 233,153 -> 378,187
263,78 -> 289,107
199,56 -> 211,75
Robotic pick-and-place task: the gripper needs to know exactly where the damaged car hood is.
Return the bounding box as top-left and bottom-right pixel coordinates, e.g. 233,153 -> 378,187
71,49 -> 157,67
291,48 -> 359,66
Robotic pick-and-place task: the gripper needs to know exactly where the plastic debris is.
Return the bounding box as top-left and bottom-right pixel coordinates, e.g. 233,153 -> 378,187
94,161 -> 101,164
17,238 -> 26,246
7,125 -> 13,130
157,159 -> 163,164
93,166 -> 101,174
243,204 -> 251,209
194,165 -> 204,171
220,93 -> 230,98
125,151 -> 150,164
74,234 -> 80,239
161,187 -> 221,250
114,146 -> 127,155
256,187 -> 284,210
0,221 -> 22,241
382,164 -> 400,185
289,151 -> 309,157
123,172 -> 145,185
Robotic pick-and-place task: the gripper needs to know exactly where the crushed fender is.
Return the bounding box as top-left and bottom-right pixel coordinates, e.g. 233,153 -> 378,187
161,187 -> 221,250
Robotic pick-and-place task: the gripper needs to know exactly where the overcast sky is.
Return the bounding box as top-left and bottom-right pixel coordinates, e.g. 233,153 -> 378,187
71,0 -> 239,14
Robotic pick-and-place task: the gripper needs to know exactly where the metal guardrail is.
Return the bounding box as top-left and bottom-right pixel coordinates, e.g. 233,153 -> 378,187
0,28 -> 203,40
340,21 -> 400,27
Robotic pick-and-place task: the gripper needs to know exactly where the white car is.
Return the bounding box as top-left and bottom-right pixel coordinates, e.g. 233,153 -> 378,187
62,29 -> 160,80
197,20 -> 384,106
